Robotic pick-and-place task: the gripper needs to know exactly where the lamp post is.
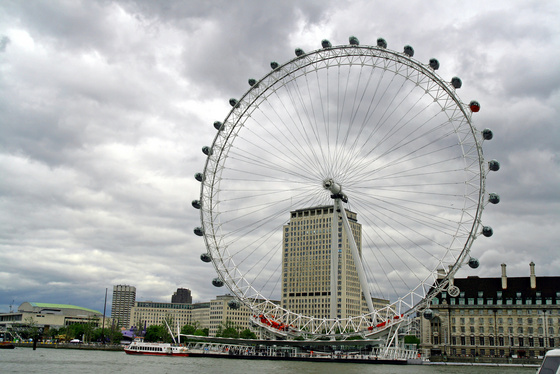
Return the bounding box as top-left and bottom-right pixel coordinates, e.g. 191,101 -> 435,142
543,309 -> 547,351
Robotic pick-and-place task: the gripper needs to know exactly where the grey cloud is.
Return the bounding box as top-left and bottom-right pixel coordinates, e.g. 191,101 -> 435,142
0,0 -> 559,314
0,35 -> 9,52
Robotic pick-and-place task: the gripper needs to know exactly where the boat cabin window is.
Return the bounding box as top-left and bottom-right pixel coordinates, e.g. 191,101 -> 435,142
539,356 -> 560,374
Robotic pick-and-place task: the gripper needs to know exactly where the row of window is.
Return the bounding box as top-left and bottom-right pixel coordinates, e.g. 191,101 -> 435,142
438,335 -> 557,348
435,297 -> 558,306
451,325 -> 558,335
453,317 -> 559,325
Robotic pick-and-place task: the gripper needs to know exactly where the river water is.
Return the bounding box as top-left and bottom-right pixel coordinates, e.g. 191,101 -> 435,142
1,348 -> 538,374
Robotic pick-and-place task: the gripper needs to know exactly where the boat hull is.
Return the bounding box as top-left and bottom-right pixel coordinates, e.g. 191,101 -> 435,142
124,349 -> 189,357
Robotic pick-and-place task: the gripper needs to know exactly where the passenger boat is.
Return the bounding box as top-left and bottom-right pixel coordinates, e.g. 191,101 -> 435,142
0,342 -> 15,349
536,349 -> 560,374
124,339 -> 189,356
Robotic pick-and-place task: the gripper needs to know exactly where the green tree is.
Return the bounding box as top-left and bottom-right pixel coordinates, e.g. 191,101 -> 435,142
404,335 -> 420,345
221,327 -> 239,338
194,328 -> 209,336
181,324 -> 196,335
216,319 -> 239,338
239,329 -> 256,339
19,317 -> 43,349
144,325 -> 164,342
144,324 -> 172,343
82,317 -> 99,343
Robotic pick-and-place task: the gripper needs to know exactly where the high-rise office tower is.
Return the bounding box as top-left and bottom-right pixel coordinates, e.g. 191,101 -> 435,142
111,284 -> 136,328
281,205 -> 363,319
171,288 -> 192,304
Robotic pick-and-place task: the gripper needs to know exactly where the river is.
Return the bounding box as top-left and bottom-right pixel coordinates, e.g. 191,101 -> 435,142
1,347 -> 538,374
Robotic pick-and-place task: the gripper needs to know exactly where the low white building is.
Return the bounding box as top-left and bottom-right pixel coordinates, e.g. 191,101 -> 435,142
0,302 -> 106,335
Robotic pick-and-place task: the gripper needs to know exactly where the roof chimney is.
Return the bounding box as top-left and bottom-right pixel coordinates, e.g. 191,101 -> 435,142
501,263 -> 507,290
530,262 -> 536,289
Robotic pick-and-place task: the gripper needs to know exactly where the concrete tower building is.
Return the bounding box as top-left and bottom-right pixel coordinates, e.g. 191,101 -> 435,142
171,288 -> 192,304
112,285 -> 136,328
281,205 -> 363,319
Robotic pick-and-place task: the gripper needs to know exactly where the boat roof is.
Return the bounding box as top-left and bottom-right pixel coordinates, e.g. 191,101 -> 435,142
545,349 -> 560,357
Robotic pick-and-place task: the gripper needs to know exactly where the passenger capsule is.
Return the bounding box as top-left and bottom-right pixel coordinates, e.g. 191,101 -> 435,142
488,160 -> 500,171
321,39 -> 332,48
228,300 -> 241,309
349,36 -> 359,45
202,146 -> 212,156
451,77 -> 462,89
270,61 -> 279,70
469,100 -> 480,112
200,253 -> 212,263
488,193 -> 500,204
212,278 -> 224,287
482,226 -> 493,237
248,78 -> 257,86
423,309 -> 434,320
192,200 -> 201,209
429,58 -> 440,70
468,258 -> 480,269
377,38 -> 387,48
295,48 -> 304,57
482,128 -> 493,140
194,227 -> 204,236
229,98 -> 239,107
194,173 -> 204,182
403,45 -> 414,57
214,121 -> 224,131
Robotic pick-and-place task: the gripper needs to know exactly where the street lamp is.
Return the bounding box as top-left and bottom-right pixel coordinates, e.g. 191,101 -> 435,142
543,309 -> 548,351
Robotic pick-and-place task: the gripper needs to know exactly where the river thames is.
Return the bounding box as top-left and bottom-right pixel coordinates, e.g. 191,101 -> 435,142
1,348 -> 539,374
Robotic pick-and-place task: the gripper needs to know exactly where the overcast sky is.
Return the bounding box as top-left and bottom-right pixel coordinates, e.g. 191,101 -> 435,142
1,0 -> 559,315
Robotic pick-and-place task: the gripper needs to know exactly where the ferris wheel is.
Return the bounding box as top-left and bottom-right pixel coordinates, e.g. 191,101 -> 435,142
193,36 -> 499,339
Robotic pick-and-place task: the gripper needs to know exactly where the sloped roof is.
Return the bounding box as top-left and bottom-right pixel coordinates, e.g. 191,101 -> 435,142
435,276 -> 560,304
26,302 -> 101,315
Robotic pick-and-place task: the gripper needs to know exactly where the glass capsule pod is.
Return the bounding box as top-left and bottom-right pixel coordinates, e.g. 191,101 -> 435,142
451,77 -> 462,89
403,45 -> 414,57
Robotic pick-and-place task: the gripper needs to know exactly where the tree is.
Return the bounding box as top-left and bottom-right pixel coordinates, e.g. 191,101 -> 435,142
216,319 -> 239,338
144,324 -> 172,343
239,329 -> 256,339
181,324 -> 196,335
404,335 -> 420,345
194,328 -> 209,336
144,325 -> 165,342
20,316 -> 43,350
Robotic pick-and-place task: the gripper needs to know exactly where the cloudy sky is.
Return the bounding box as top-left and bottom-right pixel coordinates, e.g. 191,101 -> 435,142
1,0 -> 559,315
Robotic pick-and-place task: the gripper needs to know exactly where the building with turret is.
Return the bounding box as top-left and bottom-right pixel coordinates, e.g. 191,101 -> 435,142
420,262 -> 560,359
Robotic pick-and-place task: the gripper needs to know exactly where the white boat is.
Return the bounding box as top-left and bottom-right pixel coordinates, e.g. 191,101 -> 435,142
537,349 -> 560,374
124,339 -> 189,357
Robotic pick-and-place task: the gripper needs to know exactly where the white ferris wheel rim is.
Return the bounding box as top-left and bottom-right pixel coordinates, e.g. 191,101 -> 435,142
198,42 -> 486,338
